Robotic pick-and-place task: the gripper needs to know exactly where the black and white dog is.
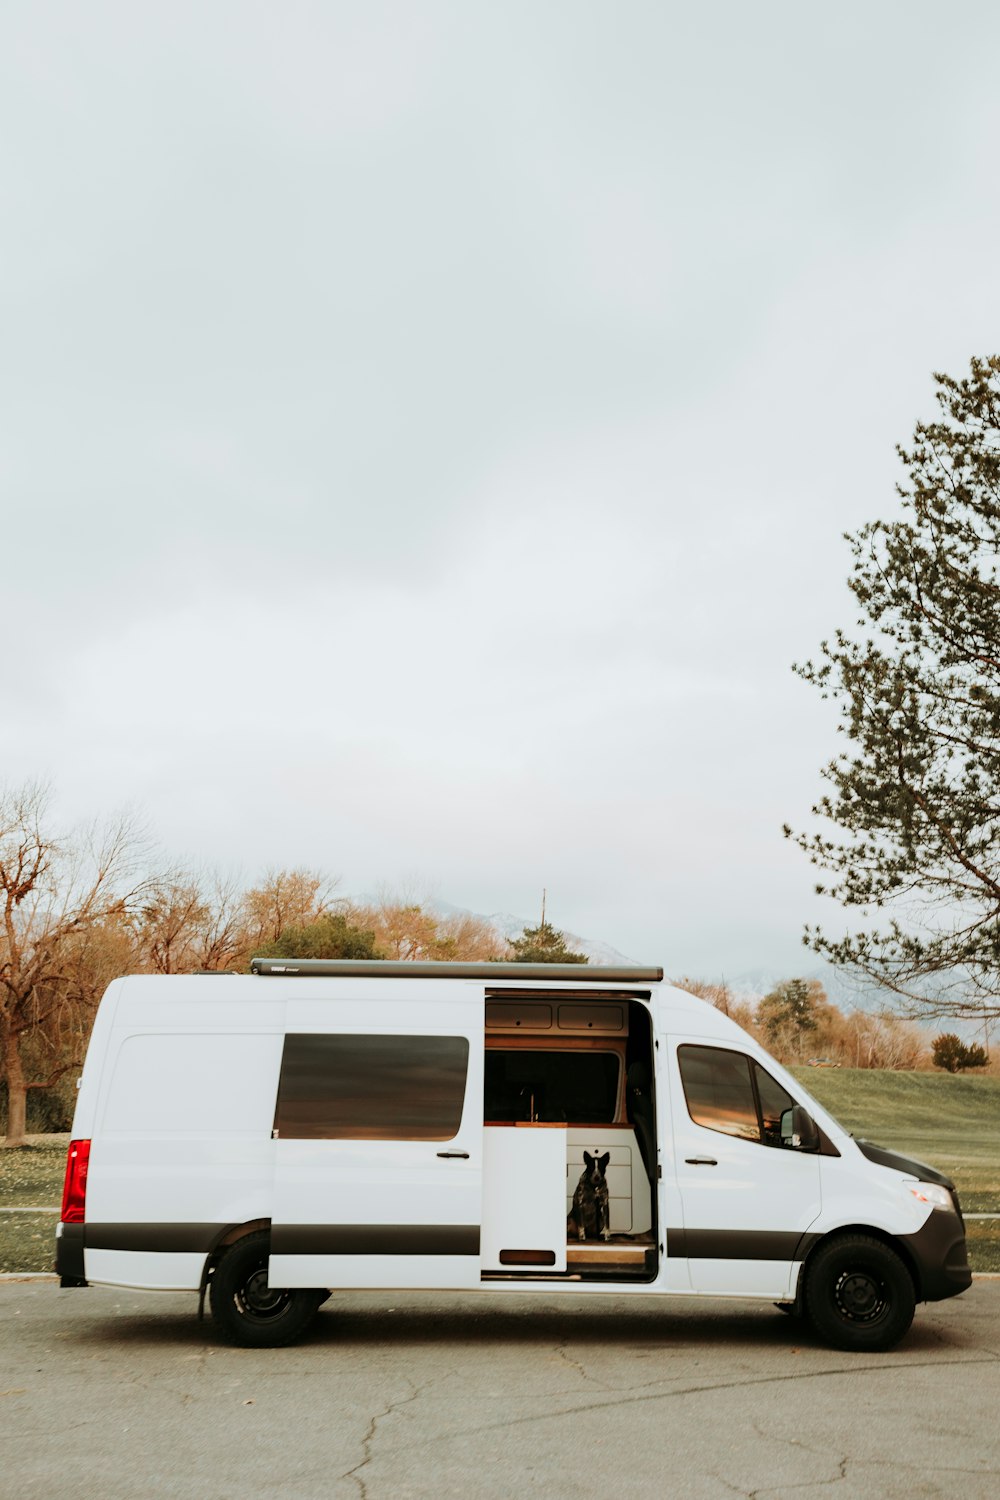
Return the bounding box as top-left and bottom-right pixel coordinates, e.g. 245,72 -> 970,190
568,1150 -> 611,1241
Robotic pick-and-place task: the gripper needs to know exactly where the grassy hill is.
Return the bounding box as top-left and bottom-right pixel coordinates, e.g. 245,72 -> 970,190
788,1068 -> 1000,1210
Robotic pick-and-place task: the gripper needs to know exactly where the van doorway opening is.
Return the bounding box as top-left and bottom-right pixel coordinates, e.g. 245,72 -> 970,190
481,993 -> 658,1282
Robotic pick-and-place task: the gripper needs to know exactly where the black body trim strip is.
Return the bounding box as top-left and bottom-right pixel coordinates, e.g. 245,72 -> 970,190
85,1223 -> 224,1253
666,1227 -> 820,1261
79,1222 -> 481,1257
270,1224 -> 481,1256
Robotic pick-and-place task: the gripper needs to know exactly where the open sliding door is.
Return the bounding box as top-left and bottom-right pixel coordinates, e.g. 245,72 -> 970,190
269,990 -> 484,1289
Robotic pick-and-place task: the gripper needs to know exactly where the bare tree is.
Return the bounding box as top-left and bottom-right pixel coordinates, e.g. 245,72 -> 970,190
132,878 -> 211,973
674,977 -> 762,1038
233,869 -> 335,968
0,783 -> 152,1146
346,889 -> 505,962
843,1009 -> 927,1070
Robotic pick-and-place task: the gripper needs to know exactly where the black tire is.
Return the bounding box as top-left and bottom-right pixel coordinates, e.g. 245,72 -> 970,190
804,1234 -> 915,1352
209,1232 -> 325,1348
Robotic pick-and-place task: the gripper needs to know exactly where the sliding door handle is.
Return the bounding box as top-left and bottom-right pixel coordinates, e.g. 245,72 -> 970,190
437,1150 -> 470,1159
685,1156 -> 718,1166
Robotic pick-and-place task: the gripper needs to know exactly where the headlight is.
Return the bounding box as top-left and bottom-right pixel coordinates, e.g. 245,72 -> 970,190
907,1181 -> 953,1212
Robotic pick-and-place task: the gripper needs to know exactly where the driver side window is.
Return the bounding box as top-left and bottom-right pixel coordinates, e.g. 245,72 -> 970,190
678,1045 -> 795,1147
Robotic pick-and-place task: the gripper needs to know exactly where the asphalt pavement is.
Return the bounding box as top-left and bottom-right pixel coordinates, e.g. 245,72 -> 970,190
2,1279 -> 999,1499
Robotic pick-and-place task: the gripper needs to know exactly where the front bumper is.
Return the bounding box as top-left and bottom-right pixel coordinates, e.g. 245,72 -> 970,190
900,1209 -> 972,1302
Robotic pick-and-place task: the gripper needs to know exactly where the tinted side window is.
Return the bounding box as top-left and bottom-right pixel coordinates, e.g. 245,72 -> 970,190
274,1034 -> 469,1141
679,1046 -> 759,1142
484,1050 -> 619,1122
754,1062 -> 795,1147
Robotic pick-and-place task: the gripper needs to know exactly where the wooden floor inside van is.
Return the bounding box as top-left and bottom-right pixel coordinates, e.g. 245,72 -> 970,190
566,1233 -> 654,1270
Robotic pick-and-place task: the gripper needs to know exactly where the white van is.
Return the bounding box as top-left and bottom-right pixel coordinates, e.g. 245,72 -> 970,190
55,960 -> 971,1352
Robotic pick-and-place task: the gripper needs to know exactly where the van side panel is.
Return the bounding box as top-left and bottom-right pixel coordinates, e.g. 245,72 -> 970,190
82,1009 -> 283,1290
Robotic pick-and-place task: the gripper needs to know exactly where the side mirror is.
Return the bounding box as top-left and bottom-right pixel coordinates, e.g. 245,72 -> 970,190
780,1105 -> 820,1152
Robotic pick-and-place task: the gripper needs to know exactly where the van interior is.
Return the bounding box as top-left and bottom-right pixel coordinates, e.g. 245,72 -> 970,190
481,990 -> 658,1282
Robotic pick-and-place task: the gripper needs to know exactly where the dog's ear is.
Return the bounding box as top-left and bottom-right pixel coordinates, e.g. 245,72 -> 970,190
583,1151 -> 593,1167
598,1152 -> 610,1170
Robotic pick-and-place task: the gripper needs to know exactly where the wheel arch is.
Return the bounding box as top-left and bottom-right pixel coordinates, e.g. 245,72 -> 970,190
198,1219 -> 272,1306
800,1223 -> 921,1300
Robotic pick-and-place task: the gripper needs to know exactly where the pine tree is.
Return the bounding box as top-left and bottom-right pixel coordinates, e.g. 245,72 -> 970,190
788,356 -> 1000,1020
508,920 -> 588,964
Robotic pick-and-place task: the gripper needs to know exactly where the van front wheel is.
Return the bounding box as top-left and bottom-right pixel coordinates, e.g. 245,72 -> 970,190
209,1232 -> 324,1348
804,1234 -> 915,1352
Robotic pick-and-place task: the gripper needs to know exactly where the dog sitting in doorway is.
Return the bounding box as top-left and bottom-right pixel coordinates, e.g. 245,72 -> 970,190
568,1151 -> 611,1241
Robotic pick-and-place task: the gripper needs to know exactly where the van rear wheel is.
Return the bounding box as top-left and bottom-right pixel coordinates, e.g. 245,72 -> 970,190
209,1232 -> 324,1348
804,1234 -> 915,1352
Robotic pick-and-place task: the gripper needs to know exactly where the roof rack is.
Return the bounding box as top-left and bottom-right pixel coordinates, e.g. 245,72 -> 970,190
250,958 -> 663,982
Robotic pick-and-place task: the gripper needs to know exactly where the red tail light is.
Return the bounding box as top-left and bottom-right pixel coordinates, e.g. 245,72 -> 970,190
60,1139 -> 91,1223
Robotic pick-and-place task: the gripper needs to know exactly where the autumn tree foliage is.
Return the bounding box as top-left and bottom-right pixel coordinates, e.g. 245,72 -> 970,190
788,357 -> 1000,1023
676,973 -> 928,1069
674,978 -> 760,1036
0,784 -> 154,1147
345,892 -> 504,963
1,846 -> 516,1137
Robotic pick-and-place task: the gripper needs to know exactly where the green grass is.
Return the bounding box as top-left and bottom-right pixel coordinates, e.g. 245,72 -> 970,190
789,1069 -> 1000,1212
790,1067 -> 1000,1273
0,1140 -> 66,1274
0,1212 -> 59,1275
965,1219 -> 1000,1273
0,1138 -> 68,1208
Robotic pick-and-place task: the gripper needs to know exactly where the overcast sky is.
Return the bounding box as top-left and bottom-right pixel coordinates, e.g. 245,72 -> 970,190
3,2 -> 1000,980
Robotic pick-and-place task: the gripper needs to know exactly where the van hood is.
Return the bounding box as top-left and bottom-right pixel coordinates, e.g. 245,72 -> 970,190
854,1138 -> 955,1190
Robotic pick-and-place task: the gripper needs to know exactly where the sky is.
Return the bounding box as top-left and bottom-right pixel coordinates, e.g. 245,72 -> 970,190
3,2 -> 1000,982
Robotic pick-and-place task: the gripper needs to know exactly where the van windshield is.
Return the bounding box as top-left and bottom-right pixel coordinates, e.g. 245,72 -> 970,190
485,1050 -> 619,1123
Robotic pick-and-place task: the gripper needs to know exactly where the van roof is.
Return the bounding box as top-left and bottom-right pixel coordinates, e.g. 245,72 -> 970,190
249,958 -> 664,983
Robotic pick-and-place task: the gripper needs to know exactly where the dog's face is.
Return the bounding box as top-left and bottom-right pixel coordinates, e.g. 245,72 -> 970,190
582,1150 -> 610,1184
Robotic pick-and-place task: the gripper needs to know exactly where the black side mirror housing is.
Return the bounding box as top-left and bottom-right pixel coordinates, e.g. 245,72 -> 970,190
780,1104 -> 820,1152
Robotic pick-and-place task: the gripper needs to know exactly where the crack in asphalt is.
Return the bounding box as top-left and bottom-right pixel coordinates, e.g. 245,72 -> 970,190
744,1450 -> 999,1498
341,1379 -> 428,1500
341,1352 -> 1000,1460
552,1341 -> 611,1390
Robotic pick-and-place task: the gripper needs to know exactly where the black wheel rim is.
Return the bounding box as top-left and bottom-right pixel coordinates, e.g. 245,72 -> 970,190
234,1264 -> 293,1323
834,1267 -> 889,1324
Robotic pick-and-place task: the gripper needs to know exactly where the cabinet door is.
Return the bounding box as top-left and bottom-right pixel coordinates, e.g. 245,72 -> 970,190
482,1128 -> 568,1271
270,994 -> 483,1289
